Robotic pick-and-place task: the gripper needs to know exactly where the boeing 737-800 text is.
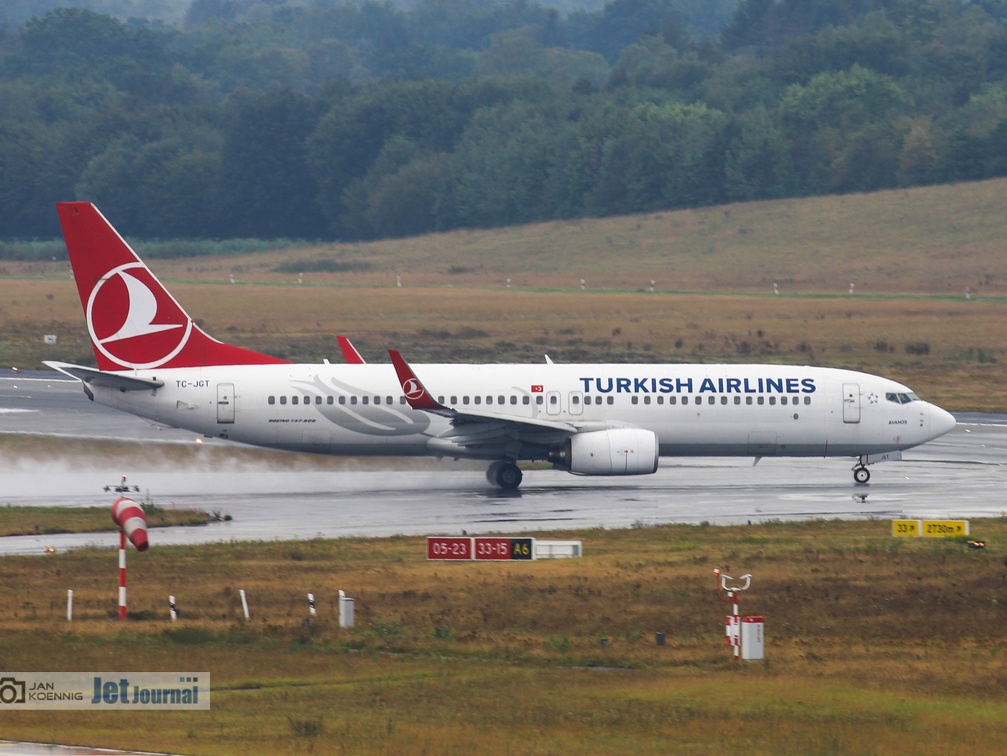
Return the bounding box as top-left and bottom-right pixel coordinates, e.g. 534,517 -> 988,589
46,202 -> 956,489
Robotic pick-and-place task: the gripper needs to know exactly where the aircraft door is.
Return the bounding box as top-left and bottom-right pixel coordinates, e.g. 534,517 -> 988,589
842,383 -> 860,423
217,383 -> 235,424
546,390 -> 561,416
569,391 -> 584,416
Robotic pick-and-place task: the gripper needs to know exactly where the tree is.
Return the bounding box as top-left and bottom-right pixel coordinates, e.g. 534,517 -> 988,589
723,106 -> 794,200
219,90 -> 327,238
444,101 -> 581,228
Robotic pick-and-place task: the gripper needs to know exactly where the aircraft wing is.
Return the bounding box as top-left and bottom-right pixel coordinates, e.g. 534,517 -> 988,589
44,361 -> 165,391
388,350 -> 580,455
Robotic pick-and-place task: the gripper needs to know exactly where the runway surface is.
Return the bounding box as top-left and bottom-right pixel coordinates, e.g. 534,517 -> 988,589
1,369 -> 1003,555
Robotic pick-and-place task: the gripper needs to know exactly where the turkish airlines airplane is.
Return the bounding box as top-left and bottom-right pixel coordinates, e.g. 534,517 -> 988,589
47,202 -> 956,489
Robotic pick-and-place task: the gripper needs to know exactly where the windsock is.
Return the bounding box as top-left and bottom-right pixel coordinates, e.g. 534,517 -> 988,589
111,497 -> 148,552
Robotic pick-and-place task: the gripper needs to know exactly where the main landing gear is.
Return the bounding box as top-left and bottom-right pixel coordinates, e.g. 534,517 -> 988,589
853,458 -> 871,484
486,461 -> 523,490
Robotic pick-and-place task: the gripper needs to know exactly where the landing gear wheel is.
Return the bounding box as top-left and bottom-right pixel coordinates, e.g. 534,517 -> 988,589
853,466 -> 870,484
487,461 -> 523,490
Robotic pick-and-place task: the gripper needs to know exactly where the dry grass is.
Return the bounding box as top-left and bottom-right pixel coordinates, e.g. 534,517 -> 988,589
0,520 -> 1006,753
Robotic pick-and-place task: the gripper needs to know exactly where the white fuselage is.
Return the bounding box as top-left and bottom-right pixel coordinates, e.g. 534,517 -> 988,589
89,362 -> 954,462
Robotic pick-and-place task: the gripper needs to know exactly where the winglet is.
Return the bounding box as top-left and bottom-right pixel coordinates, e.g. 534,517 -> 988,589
389,350 -> 447,412
337,335 -> 365,364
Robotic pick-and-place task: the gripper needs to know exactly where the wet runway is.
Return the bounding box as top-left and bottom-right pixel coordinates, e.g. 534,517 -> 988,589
1,370 -> 1003,555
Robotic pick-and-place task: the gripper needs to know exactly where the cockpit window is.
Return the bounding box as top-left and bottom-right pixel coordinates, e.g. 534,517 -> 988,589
886,392 -> 919,404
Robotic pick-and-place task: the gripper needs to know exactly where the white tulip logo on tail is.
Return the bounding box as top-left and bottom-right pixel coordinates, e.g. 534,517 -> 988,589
86,263 -> 191,369
403,378 -> 425,402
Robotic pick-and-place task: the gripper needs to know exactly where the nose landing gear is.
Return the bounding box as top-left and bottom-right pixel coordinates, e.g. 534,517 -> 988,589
853,459 -> 871,484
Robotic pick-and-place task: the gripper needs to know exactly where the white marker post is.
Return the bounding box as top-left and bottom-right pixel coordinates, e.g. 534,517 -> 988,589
169,595 -> 177,622
338,590 -> 355,629
308,593 -> 316,617
239,589 -> 250,620
67,589 -> 73,622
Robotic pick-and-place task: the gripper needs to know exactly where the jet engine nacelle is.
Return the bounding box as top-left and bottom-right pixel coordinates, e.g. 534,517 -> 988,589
550,428 -> 659,476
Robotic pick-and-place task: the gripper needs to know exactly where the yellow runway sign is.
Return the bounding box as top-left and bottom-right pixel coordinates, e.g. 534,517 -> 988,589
891,520 -> 921,537
892,520 -> 969,538
922,520 -> 969,537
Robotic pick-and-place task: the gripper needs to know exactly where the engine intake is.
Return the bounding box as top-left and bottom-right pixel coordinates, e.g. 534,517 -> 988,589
549,428 -> 659,476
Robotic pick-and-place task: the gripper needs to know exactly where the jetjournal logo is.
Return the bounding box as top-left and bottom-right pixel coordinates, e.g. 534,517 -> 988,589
0,672 -> 210,710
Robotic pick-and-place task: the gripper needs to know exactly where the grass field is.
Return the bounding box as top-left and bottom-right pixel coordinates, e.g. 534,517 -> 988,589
0,518 -> 1005,754
0,503 -> 211,537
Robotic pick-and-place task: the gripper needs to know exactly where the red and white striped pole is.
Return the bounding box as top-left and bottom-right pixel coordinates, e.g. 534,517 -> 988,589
119,529 -> 127,620
111,496 -> 148,621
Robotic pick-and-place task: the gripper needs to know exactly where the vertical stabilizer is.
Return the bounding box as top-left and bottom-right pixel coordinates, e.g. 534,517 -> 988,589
57,202 -> 288,370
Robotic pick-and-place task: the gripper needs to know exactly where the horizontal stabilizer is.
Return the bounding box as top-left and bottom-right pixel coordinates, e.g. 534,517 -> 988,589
44,361 -> 164,391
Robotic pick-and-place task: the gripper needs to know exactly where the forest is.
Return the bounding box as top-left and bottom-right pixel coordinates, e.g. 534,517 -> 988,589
0,0 -> 1006,242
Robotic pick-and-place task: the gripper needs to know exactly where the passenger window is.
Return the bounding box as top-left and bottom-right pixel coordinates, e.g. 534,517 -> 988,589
606,396 -> 614,405
804,396 -> 811,405
523,396 -> 530,405
734,396 -> 741,405
339,396 -> 346,405
549,395 -> 557,405
474,396 -> 481,405
758,397 -> 765,405
327,396 -> 333,405
486,396 -> 493,405
362,396 -> 369,405
643,396 -> 650,405
781,396 -> 788,405
510,396 -> 517,405
463,396 -> 470,405
279,396 -> 287,405
682,397 -> 689,405
315,396 -> 322,405
669,396 -> 677,405
498,396 -> 505,404
746,397 -> 753,405
292,396 -> 299,405
386,396 -> 393,404
451,396 -> 458,404
657,396 -> 664,405
304,395 -> 310,403
720,396 -> 727,405
268,396 -> 275,405
536,396 -> 544,405
632,396 -> 639,405
708,396 -> 715,405
769,397 -> 776,405
350,396 -> 357,405
572,395 -> 580,405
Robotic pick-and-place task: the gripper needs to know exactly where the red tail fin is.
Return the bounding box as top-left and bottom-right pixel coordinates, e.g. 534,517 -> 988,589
57,202 -> 288,370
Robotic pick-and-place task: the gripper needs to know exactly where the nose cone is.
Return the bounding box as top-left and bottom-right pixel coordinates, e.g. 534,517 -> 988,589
928,404 -> 956,440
